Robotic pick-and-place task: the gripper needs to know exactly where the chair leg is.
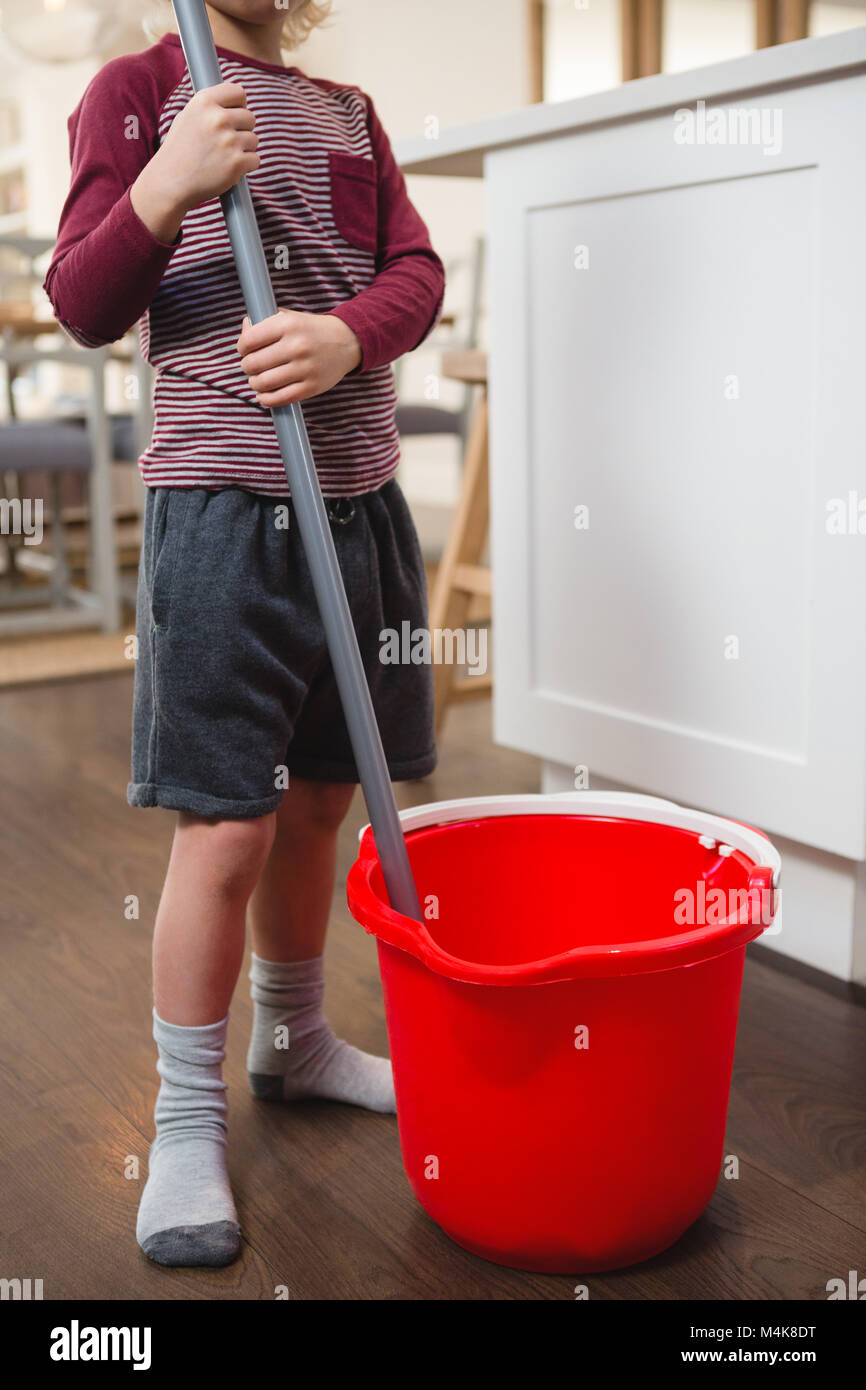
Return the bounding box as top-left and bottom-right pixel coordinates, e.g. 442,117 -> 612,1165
48,473 -> 70,607
2,469 -> 24,578
428,390 -> 489,733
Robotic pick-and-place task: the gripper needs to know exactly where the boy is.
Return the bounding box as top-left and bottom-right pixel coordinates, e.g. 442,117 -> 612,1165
44,0 -> 444,1267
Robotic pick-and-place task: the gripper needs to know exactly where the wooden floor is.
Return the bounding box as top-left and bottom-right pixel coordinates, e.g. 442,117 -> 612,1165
0,627 -> 132,690
0,674 -> 864,1301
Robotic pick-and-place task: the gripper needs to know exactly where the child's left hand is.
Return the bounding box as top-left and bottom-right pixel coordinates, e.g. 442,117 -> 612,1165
237,309 -> 362,407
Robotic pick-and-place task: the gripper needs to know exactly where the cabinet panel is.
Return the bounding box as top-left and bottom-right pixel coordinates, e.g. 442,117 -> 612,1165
487,74 -> 866,856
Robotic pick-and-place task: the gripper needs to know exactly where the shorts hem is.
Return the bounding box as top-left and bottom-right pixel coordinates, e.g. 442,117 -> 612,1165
285,747 -> 438,785
126,781 -> 284,819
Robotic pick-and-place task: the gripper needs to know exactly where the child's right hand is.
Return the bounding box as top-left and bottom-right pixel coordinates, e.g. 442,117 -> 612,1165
131,83 -> 259,243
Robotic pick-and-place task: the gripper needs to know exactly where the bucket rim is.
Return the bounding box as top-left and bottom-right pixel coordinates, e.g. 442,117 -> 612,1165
347,792 -> 781,985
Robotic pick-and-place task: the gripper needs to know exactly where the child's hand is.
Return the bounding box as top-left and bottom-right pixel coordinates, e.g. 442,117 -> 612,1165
237,309 -> 362,407
131,83 -> 259,242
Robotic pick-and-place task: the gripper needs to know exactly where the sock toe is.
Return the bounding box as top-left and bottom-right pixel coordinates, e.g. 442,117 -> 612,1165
140,1220 -> 241,1268
358,1054 -> 396,1113
248,1072 -> 285,1101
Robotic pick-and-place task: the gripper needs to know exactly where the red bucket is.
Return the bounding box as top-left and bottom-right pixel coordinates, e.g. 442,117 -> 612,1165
347,793 -> 781,1274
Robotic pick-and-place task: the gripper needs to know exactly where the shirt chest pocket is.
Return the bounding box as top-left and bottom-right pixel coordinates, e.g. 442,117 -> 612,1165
328,151 -> 378,256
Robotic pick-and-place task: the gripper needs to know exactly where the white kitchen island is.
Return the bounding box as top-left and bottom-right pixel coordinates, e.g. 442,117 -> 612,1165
395,30 -> 866,986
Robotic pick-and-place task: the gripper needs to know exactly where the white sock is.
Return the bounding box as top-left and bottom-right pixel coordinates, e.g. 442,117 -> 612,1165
246,954 -> 396,1114
136,1011 -> 240,1267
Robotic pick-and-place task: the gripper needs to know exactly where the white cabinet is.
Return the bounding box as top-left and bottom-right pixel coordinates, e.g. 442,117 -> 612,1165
486,61 -> 866,860
397,30 -> 866,980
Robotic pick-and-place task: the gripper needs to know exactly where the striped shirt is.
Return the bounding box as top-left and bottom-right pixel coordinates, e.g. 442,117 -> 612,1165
44,34 -> 445,497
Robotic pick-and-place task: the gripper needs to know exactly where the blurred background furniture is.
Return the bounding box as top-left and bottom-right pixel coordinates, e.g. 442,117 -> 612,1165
0,233 -> 150,638
428,348 -> 491,732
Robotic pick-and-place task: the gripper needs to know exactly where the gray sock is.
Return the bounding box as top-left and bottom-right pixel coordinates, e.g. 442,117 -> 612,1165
247,953 -> 396,1113
136,1010 -> 241,1268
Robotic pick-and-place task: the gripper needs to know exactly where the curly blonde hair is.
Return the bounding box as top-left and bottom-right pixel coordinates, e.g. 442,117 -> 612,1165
143,2 -> 333,54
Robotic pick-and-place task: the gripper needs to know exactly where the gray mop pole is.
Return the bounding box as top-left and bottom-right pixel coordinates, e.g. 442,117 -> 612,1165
171,0 -> 422,921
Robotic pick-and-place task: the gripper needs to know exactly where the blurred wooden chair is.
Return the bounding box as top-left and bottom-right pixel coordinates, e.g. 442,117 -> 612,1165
428,348 -> 491,732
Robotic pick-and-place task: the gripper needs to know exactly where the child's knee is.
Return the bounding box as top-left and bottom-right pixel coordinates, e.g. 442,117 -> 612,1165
291,780 -> 355,833
179,812 -> 276,898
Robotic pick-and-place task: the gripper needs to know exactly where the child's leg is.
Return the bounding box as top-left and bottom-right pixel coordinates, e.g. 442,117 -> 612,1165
153,813 -> 276,1022
138,812 -> 276,1267
245,778 -> 396,1112
247,778 -> 353,964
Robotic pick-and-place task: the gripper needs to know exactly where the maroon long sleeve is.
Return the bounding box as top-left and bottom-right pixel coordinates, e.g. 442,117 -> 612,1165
43,50 -> 184,347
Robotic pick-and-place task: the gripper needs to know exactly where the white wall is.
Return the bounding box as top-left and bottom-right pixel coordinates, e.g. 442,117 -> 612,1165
545,0 -> 621,101
663,0 -> 753,73
811,3 -> 866,36
18,59 -> 100,238
0,22 -> 146,239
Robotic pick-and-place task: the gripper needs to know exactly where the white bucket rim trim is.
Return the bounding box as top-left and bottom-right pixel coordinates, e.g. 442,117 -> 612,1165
360,791 -> 781,888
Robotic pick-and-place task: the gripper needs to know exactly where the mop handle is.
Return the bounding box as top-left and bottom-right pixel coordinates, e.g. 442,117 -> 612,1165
170,0 -> 422,922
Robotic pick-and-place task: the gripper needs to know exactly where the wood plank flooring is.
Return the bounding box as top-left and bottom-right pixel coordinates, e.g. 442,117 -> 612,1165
0,673 -> 863,1300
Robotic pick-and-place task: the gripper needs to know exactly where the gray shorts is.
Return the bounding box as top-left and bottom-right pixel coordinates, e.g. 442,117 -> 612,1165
127,480 -> 437,818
